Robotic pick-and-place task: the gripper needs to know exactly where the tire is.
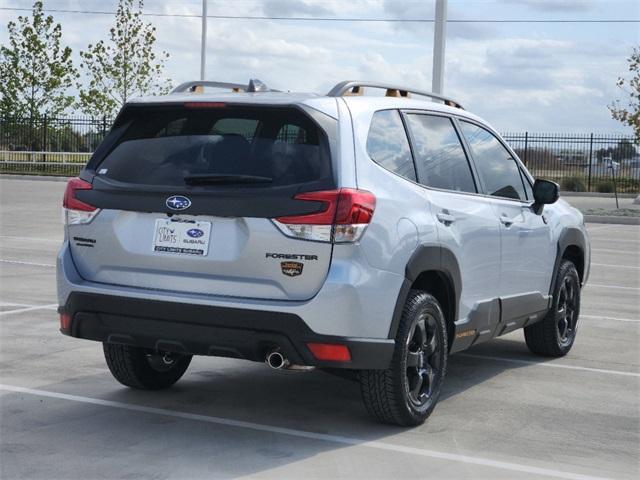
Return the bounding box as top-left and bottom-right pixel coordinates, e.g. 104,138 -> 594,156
524,260 -> 581,357
359,290 -> 448,426
103,343 -> 192,390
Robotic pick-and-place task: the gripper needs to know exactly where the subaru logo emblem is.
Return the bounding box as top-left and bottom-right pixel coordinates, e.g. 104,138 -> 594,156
166,195 -> 191,211
186,228 -> 204,238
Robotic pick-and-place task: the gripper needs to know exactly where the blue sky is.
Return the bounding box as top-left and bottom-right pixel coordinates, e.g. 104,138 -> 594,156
1,0 -> 639,133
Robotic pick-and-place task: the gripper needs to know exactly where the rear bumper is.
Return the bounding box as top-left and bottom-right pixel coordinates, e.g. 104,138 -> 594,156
59,292 -> 394,369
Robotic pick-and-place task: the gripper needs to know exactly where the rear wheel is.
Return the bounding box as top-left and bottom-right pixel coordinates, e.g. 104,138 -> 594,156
524,260 -> 581,357
359,291 -> 447,426
103,343 -> 192,390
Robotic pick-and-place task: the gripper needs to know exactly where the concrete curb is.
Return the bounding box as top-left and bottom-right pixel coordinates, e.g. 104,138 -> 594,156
584,215 -> 640,225
0,174 -> 69,182
561,191 -> 638,199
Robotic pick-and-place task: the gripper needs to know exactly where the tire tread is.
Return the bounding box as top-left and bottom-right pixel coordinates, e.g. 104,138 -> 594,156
524,260 -> 580,357
103,343 -> 191,390
359,290 -> 447,426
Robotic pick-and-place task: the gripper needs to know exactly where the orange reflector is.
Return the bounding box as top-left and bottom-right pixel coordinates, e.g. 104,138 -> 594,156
59,313 -> 71,330
306,342 -> 351,362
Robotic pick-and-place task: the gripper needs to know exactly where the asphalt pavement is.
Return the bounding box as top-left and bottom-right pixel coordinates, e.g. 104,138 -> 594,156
0,178 -> 638,480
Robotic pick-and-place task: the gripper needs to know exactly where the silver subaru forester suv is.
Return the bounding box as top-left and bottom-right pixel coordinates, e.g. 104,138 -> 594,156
57,79 -> 590,426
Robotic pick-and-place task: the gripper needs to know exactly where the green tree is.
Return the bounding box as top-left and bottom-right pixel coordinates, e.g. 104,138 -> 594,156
609,47 -> 640,142
78,0 -> 171,118
0,1 -> 77,118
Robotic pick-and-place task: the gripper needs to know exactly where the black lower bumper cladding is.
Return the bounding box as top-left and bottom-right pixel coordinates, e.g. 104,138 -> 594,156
59,292 -> 394,370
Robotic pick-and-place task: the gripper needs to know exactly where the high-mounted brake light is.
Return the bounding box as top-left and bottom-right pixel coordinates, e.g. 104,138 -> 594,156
184,102 -> 227,109
63,177 -> 99,225
272,188 -> 375,243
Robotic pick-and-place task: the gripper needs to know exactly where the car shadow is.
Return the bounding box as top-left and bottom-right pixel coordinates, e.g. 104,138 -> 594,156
15,336 -> 551,478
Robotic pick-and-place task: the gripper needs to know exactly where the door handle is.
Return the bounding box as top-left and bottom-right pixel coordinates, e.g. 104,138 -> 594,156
500,215 -> 514,227
437,213 -> 456,225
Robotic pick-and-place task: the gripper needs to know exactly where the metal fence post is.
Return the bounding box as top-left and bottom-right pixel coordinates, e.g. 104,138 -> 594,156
43,114 -> 48,163
524,131 -> 529,166
587,133 -> 594,192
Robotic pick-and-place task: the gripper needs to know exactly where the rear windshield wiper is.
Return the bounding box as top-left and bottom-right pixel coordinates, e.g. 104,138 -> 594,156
183,174 -> 273,185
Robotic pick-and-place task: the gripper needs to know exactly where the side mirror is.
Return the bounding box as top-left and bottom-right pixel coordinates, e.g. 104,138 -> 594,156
532,179 -> 559,214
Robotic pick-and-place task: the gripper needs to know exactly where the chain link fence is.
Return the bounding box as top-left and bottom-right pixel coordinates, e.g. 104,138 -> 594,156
1,116 -> 638,192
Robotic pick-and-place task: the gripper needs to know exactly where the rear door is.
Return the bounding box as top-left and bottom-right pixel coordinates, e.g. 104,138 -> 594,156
68,103 -> 337,301
403,112 -> 502,338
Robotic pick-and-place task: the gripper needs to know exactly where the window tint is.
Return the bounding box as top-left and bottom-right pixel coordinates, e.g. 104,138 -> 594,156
97,106 -> 331,188
211,118 -> 258,140
405,114 -> 476,193
277,123 -> 308,144
460,122 -> 527,200
366,110 -> 416,182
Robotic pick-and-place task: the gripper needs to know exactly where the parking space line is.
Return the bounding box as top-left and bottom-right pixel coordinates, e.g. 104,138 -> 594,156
0,384 -> 610,480
0,304 -> 57,316
0,235 -> 61,243
585,283 -> 639,291
0,301 -> 34,307
0,259 -> 55,268
581,314 -> 638,323
591,248 -> 639,254
591,263 -> 640,269
458,354 -> 640,377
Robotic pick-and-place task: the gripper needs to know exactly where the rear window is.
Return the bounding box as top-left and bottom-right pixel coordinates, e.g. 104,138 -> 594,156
96,105 -> 332,187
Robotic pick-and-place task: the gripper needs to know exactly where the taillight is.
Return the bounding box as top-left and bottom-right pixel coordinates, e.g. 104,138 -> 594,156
273,188 -> 375,243
63,177 -> 99,225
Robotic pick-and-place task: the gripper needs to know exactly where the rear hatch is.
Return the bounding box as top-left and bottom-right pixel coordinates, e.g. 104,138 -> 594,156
67,102 -> 337,301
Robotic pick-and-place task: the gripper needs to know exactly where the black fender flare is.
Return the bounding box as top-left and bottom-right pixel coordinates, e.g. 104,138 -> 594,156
549,227 -> 589,295
387,245 -> 462,339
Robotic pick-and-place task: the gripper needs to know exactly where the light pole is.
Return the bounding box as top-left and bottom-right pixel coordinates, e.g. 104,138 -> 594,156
200,0 -> 208,81
432,0 -> 447,94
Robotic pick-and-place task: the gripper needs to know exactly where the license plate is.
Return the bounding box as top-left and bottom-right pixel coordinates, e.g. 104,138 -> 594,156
152,219 -> 211,256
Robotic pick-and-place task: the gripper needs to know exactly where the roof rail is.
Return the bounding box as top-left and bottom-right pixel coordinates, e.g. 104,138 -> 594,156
170,79 -> 279,94
327,80 -> 464,109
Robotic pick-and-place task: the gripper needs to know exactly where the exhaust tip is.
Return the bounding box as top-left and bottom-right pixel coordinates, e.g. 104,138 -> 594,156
266,350 -> 287,370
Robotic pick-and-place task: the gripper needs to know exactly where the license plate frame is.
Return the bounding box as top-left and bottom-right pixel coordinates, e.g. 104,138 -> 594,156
152,219 -> 212,256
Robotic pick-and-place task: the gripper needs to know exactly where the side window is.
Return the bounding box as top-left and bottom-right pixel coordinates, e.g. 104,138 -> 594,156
366,110 -> 417,182
460,121 -> 527,201
277,124 -> 308,144
405,114 -> 476,193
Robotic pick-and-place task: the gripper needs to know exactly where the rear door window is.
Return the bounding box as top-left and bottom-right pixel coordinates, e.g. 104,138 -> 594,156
366,110 -> 417,182
96,105 -> 331,188
405,114 -> 476,193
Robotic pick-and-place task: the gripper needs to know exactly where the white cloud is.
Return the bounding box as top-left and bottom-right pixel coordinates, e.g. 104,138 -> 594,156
505,0 -> 595,13
0,0 -> 635,133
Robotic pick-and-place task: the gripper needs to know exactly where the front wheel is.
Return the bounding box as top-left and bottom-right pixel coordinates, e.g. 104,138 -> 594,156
359,291 -> 448,426
524,260 -> 581,357
103,343 -> 192,390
